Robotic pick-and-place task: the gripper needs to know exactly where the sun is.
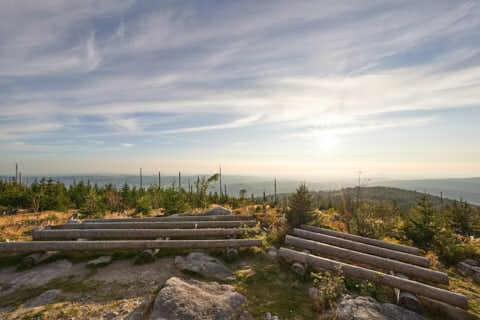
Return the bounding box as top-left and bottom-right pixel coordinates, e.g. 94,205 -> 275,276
316,132 -> 338,153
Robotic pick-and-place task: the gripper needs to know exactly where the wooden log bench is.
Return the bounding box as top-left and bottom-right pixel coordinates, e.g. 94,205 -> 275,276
285,235 -> 448,284
83,215 -> 254,223
293,228 -> 430,267
32,228 -> 260,240
278,247 -> 468,309
0,239 -> 262,252
301,225 -> 420,255
55,221 -> 257,229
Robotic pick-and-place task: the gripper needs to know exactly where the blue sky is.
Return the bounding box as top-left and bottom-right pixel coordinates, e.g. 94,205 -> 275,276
1,0 -> 480,179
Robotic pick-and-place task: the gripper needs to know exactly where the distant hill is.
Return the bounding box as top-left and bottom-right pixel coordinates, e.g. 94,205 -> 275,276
310,186 -> 456,209
372,178 -> 480,205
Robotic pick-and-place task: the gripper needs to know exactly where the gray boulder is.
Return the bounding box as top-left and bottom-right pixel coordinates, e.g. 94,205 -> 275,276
325,295 -> 425,320
175,252 -> 234,280
22,251 -> 58,266
202,206 -> 232,216
239,311 -> 253,320
150,277 -> 245,320
267,247 -> 278,258
87,256 -> 112,268
462,259 -> 479,267
458,260 -> 480,275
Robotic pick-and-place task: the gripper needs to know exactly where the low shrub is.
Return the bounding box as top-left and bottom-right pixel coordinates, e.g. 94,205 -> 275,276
134,196 -> 151,216
310,268 -> 345,312
434,231 -> 479,265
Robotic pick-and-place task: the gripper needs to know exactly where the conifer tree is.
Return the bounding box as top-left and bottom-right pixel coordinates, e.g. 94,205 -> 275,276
286,183 -> 314,228
402,196 -> 438,248
163,186 -> 187,215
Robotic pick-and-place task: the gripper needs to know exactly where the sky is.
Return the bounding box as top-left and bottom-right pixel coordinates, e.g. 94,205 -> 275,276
1,0 -> 480,179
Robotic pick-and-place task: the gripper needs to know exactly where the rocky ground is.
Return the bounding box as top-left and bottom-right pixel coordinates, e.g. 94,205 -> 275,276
0,247 -> 450,320
0,255 -> 180,319
1,208 -> 479,319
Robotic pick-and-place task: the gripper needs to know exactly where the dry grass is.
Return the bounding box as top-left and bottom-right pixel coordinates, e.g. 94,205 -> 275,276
0,210 -> 72,241
0,209 -> 149,241
0,205 -> 253,242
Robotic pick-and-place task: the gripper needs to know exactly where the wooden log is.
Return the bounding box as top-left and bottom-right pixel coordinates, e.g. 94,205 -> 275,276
291,262 -> 306,276
300,225 -> 420,255
56,221 -> 257,230
421,297 -> 473,320
278,248 -> 467,309
393,273 -> 423,313
32,228 -> 259,241
286,235 -> 447,284
84,215 -> 254,223
293,229 -> 429,267
225,248 -> 239,261
0,239 -> 262,253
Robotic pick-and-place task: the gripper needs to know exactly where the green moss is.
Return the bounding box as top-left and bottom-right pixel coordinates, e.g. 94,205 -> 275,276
22,310 -> 47,319
0,285 -> 47,308
0,277 -> 130,309
235,254 -> 316,319
134,251 -> 156,265
343,276 -> 393,302
0,253 -> 29,269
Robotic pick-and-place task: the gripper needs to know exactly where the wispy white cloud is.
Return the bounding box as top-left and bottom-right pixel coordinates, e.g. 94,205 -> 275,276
157,114 -> 263,134
0,122 -> 63,141
0,0 -> 132,77
121,143 -> 133,148
1,0 -> 480,175
110,117 -> 138,133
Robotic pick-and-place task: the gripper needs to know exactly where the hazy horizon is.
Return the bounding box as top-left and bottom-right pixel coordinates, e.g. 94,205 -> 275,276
2,169 -> 479,183
2,172 -> 480,204
1,1 -> 479,178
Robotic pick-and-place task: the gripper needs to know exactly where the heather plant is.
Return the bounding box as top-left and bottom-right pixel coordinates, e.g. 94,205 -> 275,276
350,202 -> 402,239
310,267 -> 345,312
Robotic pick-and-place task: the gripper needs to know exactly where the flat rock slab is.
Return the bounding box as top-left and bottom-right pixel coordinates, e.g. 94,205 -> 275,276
327,295 -> 426,320
87,255 -> 112,268
25,289 -> 62,308
150,277 -> 245,320
0,260 -> 85,296
175,252 -> 234,280
91,258 -> 178,286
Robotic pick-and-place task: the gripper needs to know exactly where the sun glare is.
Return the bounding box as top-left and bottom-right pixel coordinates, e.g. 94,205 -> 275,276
316,132 -> 338,153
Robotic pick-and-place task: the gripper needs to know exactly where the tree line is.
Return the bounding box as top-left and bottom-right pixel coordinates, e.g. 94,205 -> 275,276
0,174 -> 250,217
